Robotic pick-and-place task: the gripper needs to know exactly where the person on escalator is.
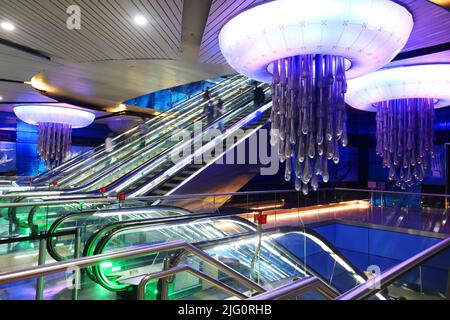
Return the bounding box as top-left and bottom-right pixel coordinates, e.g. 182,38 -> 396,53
105,133 -> 115,153
216,99 -> 225,131
203,100 -> 215,126
138,119 -> 148,148
203,88 -> 212,103
253,81 -> 265,109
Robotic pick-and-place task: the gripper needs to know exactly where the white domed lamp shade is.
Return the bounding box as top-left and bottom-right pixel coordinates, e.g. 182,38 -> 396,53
219,0 -> 413,194
14,105 -> 96,168
346,64 -> 450,189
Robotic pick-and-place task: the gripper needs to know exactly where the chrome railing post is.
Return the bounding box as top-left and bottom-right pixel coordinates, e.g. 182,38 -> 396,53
72,227 -> 82,301
160,256 -> 170,300
337,237 -> 450,300
36,231 -> 47,300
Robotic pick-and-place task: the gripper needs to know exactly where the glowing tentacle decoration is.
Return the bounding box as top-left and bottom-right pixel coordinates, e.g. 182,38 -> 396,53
347,64 -> 450,189
14,105 -> 95,169
270,55 -> 348,194
219,0 -> 413,193
37,123 -> 73,168
376,98 -> 435,189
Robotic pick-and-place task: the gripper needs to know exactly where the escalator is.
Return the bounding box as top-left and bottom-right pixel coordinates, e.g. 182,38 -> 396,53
24,75 -> 244,188
7,76 -> 249,193
118,97 -> 272,197
0,78 -> 272,233
1,78 -> 269,205
46,208 -> 372,299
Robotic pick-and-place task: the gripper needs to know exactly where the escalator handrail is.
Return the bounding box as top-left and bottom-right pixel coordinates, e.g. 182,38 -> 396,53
106,89 -> 268,195
248,275 -> 337,300
172,225 -> 363,295
137,265 -> 249,300
126,94 -> 272,196
60,84 -> 257,193
47,205 -> 195,262
84,214 -> 356,295
30,75 -> 243,184
5,82 -> 257,199
56,77 -> 249,187
337,236 -> 450,300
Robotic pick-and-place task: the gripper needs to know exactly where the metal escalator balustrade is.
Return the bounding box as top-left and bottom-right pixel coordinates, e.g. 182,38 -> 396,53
152,110 -> 271,197
337,236 -> 450,300
56,77 -> 251,190
0,240 -> 266,300
49,83 -> 262,196
17,75 -> 245,188
0,77 -> 253,202
81,214 -> 360,296
94,85 -> 268,196
123,93 -> 272,197
47,206 -> 194,262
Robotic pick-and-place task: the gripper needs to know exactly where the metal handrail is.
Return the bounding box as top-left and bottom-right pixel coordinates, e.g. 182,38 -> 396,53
137,265 -> 249,300
337,236 -> 450,300
3,80 -> 257,198
56,77 -> 252,190
0,189 -> 303,208
30,75 -> 243,184
128,98 -> 272,196
248,276 -> 338,300
332,187 -> 450,199
7,185 -> 449,210
0,239 -> 265,298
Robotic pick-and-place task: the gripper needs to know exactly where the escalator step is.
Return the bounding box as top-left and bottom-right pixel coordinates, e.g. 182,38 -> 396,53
163,183 -> 178,188
152,189 -> 166,195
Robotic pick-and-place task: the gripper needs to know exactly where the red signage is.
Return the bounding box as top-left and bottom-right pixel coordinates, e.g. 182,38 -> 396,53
254,213 -> 268,225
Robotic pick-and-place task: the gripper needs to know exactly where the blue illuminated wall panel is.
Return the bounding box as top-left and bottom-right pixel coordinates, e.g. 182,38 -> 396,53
125,76 -> 228,111
313,223 -> 441,272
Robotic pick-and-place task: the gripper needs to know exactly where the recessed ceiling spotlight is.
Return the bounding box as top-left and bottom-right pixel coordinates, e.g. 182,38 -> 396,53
1,21 -> 15,31
133,15 -> 148,26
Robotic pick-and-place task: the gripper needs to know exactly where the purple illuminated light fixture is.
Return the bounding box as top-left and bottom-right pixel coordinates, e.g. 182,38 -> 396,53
37,123 -> 73,168
14,105 -> 95,168
218,0 -> 414,193
376,98 -> 435,189
270,55 -> 348,194
346,64 -> 450,189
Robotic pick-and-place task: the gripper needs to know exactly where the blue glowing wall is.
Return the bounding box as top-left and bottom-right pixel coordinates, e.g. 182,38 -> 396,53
125,77 -> 227,111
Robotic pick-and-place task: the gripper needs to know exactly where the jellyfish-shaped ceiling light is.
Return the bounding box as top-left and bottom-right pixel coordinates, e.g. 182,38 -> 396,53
14,104 -> 95,168
346,64 -> 450,189
219,0 -> 413,194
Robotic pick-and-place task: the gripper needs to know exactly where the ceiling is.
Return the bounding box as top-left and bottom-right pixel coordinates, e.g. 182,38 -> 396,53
0,0 -> 449,121
0,0 -> 183,62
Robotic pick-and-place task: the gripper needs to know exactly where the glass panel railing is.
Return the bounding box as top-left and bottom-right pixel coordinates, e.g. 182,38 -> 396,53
371,246 -> 449,300
328,188 -> 450,235
47,206 -> 192,261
